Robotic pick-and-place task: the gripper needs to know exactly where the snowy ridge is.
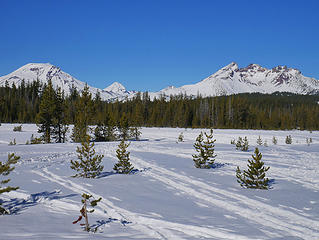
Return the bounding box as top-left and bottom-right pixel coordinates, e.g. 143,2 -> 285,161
1,62 -> 318,101
0,63 -> 135,101
150,62 -> 319,99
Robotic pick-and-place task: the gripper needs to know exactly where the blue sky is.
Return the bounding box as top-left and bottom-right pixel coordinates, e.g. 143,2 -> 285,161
1,0 -> 318,91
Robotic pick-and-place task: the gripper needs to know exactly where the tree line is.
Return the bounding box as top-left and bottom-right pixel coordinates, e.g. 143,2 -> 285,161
0,80 -> 318,130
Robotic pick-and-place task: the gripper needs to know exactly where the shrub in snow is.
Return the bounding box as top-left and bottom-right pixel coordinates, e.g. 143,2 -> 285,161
230,139 -> 235,145
192,129 -> 216,169
285,135 -> 292,144
73,193 -> 101,232
235,137 -> 243,150
236,147 -> 270,190
256,135 -> 263,145
8,138 -> 16,146
263,140 -> 268,147
71,135 -> 104,178
272,136 -> 278,145
130,126 -> 142,141
177,132 -> 184,142
13,125 -> 22,132
242,136 -> 249,151
0,153 -> 20,215
113,140 -> 134,174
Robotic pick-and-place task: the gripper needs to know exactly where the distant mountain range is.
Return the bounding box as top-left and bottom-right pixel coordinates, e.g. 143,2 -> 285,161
1,62 -> 318,100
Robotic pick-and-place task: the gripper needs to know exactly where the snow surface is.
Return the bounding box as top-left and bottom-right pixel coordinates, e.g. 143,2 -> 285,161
0,124 -> 318,239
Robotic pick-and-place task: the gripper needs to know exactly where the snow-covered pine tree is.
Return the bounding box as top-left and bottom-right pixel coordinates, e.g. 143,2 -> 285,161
242,136 -> 249,151
192,129 -> 217,168
236,137 -> 243,150
73,193 -> 101,232
71,135 -> 104,178
256,135 -> 263,145
0,153 -> 20,214
236,147 -> 270,189
113,140 -> 134,174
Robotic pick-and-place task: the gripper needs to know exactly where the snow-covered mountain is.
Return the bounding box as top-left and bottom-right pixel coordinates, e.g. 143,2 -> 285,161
0,63 -> 135,101
150,62 -> 319,99
1,62 -> 318,101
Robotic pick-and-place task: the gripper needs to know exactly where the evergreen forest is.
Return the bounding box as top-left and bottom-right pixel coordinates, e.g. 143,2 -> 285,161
0,80 -> 318,130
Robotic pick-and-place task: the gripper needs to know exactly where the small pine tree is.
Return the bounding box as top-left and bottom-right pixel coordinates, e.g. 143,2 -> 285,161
113,140 -> 134,174
73,193 -> 101,232
9,138 -> 16,146
192,129 -> 217,169
230,139 -> 235,145
0,153 -> 20,214
236,148 -> 270,189
118,114 -> 130,140
13,125 -> 22,132
71,135 -> 104,178
130,127 -> 142,141
272,136 -> 278,145
236,137 -> 243,150
177,132 -> 184,142
242,136 -> 249,151
94,122 -> 105,142
285,135 -> 292,144
256,135 -> 263,145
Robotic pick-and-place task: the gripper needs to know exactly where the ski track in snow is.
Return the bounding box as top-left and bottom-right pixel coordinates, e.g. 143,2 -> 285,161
125,146 -> 319,239
33,168 -> 254,240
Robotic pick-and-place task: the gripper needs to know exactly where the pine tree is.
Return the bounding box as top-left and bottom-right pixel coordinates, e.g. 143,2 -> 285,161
130,126 -> 142,141
236,148 -> 270,189
72,84 -> 94,143
285,135 -> 292,144
272,136 -> 278,145
256,135 -> 263,145
71,135 -> 104,178
177,132 -> 184,142
94,121 -> 105,142
113,140 -> 134,174
242,136 -> 249,151
52,87 -> 68,143
192,129 -> 217,168
103,114 -> 117,141
118,113 -> 130,140
36,80 -> 56,143
236,137 -> 243,150
73,193 -> 101,232
0,153 -> 20,214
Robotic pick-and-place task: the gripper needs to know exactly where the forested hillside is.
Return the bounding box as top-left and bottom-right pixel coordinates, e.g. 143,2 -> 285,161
0,81 -> 318,130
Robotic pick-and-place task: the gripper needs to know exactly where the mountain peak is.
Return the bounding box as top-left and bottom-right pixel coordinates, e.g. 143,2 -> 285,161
104,81 -> 126,93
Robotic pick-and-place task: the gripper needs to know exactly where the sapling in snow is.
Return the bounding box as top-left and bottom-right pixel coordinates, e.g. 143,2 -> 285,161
236,147 -> 270,189
71,135 -> 104,178
73,193 -> 102,232
0,153 -> 20,214
113,140 -> 134,174
192,129 -> 216,168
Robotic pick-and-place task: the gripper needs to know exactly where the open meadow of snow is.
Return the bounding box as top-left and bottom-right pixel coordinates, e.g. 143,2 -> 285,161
0,124 -> 318,239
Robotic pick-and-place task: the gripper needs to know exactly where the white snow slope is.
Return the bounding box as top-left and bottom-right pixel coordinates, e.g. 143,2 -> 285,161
150,63 -> 319,99
1,62 -> 318,102
0,63 -> 135,101
0,124 -> 318,239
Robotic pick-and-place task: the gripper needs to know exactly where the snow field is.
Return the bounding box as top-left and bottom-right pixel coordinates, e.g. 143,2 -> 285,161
0,124 -> 318,239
